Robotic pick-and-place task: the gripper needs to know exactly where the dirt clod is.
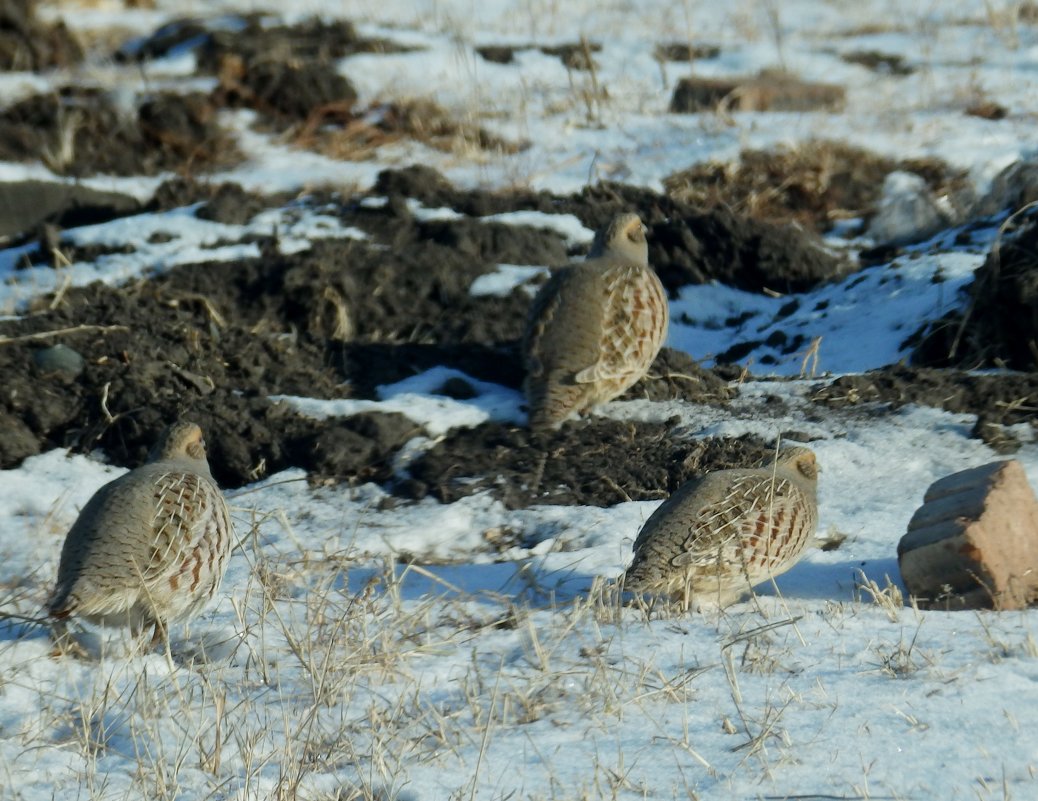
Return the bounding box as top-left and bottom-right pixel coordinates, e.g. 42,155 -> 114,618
0,181 -> 141,239
0,0 -> 82,71
215,57 -> 358,123
670,70 -> 845,114
654,43 -> 721,62
664,140 -> 969,234
813,365 -> 1038,433
650,208 -> 850,294
0,88 -> 240,177
910,216 -> 1038,370
476,41 -> 602,69
840,50 -> 914,76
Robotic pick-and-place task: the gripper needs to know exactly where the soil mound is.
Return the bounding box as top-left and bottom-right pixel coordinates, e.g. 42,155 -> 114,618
405,425 -> 773,508
910,215 -> 1038,370
0,174 -> 936,501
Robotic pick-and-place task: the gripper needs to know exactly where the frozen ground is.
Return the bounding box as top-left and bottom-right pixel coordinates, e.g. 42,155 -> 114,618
2,1 -> 1038,799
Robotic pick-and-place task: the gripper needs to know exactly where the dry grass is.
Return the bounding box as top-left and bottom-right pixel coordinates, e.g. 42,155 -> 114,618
3,507 -> 1018,801
853,571 -> 905,623
870,622 -> 933,679
292,99 -> 526,162
663,139 -> 969,233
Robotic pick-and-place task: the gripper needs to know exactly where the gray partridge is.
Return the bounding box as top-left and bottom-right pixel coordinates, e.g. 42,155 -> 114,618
48,421 -> 234,643
522,212 -> 669,430
623,446 -> 819,608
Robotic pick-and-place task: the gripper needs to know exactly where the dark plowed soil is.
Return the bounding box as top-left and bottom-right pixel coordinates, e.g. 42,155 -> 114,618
664,140 -> 970,234
653,43 -> 721,62
812,365 -> 1038,421
404,427 -> 776,508
812,365 -> 1038,452
115,16 -> 517,159
910,214 -> 1038,371
622,348 -> 734,402
0,163 -> 775,497
4,17 -> 502,179
368,167 -> 852,294
0,270 -> 411,485
840,50 -> 914,76
0,0 -> 82,71
0,181 -> 141,239
211,55 -> 358,127
0,174 -> 758,495
1,162 -> 1028,502
476,42 -> 602,69
0,87 -> 241,177
120,16 -> 408,66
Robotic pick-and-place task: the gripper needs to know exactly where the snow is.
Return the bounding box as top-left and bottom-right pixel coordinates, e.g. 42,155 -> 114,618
272,365 -> 527,436
482,211 -> 593,246
3,0 -> 1038,799
469,264 -> 549,297
0,203 -> 368,313
667,246 -> 987,374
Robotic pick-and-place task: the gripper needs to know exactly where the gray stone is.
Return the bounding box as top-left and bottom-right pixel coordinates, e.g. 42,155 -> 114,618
867,171 -> 951,247
33,344 -> 85,377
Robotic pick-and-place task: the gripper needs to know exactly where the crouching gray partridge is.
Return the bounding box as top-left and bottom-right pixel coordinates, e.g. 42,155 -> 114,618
522,212 -> 669,430
48,421 -> 235,644
623,446 -> 819,609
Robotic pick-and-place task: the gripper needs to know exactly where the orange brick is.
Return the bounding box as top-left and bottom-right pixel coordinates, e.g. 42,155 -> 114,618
898,460 -> 1038,610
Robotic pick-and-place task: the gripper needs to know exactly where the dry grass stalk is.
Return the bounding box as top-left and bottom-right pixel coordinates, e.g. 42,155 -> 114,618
0,323 -> 128,346
294,98 -> 524,161
854,571 -> 905,623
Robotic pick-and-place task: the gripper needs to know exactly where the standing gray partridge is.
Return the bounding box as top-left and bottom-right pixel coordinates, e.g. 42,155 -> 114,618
522,212 -> 669,430
623,446 -> 819,609
48,421 -> 235,643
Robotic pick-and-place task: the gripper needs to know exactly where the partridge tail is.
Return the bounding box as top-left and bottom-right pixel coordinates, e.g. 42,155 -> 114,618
525,376 -> 590,431
621,558 -> 663,593
46,583 -> 74,619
